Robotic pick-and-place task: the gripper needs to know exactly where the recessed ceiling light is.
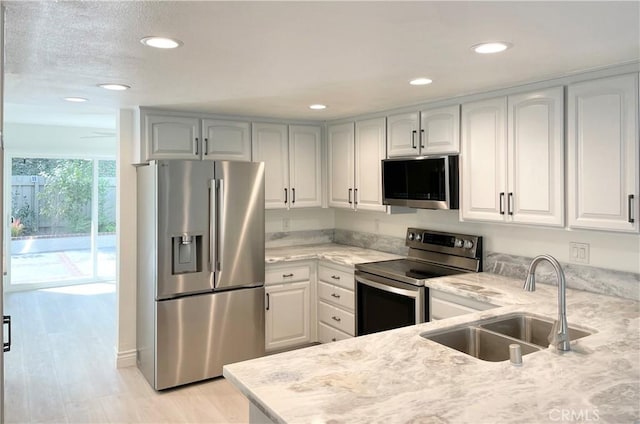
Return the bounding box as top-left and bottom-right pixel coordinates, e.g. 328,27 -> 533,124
472,42 -> 512,54
309,104 -> 327,110
409,78 -> 433,86
64,97 -> 88,102
140,36 -> 183,49
98,83 -> 130,91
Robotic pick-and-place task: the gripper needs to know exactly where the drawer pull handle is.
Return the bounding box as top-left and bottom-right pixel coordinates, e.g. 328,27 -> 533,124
331,337 -> 337,342
282,273 -> 294,278
331,275 -> 340,280
331,293 -> 341,299
331,316 -> 341,322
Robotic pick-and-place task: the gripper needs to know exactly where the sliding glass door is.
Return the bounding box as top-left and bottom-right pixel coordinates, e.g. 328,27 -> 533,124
5,157 -> 116,291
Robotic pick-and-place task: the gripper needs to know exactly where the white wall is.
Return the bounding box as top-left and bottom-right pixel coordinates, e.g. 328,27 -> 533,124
4,122 -> 116,157
266,208 -> 334,233
335,209 -> 640,274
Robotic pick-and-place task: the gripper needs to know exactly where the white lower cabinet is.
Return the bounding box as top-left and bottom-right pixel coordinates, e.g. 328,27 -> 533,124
430,289 -> 496,321
264,262 -> 314,352
317,262 -> 356,342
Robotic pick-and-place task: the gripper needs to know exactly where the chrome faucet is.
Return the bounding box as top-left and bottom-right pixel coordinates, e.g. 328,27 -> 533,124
524,255 -> 571,352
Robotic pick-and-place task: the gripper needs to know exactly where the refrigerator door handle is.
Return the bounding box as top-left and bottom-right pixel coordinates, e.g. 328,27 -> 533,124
209,179 -> 216,273
216,179 -> 224,272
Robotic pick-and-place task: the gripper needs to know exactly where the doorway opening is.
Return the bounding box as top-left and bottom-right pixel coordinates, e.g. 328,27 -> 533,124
6,157 -> 116,291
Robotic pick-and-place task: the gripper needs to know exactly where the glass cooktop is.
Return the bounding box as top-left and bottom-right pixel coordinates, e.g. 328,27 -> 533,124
355,258 -> 468,286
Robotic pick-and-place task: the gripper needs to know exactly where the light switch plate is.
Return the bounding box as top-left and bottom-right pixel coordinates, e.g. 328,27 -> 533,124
569,242 -> 590,264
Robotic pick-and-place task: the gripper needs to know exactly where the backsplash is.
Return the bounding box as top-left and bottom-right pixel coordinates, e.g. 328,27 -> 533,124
266,229 -> 334,248
332,229 -> 640,301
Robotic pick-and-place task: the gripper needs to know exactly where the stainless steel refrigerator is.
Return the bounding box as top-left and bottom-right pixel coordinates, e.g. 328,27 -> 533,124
136,160 -> 265,390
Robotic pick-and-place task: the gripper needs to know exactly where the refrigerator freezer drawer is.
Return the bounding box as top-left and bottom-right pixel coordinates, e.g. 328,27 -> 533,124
154,286 -> 265,390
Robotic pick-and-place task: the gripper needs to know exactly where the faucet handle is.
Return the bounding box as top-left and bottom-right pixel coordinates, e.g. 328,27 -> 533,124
548,320 -> 570,349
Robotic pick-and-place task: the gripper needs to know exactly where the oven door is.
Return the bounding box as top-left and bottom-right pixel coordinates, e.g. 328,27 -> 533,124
355,271 -> 428,336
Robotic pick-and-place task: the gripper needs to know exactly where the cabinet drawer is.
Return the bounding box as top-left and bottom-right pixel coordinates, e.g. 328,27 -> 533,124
430,290 -> 496,320
318,265 -> 353,290
317,281 -> 354,312
318,321 -> 352,344
318,301 -> 355,336
266,265 -> 310,285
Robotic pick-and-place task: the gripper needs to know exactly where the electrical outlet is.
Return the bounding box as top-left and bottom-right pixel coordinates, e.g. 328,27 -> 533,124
282,218 -> 290,231
569,242 -> 590,264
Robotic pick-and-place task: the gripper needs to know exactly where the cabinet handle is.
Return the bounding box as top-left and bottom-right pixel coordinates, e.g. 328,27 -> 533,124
411,130 -> 417,149
331,337 -> 337,342
348,188 -> 353,204
3,315 -> 11,352
331,275 -> 340,280
499,192 -> 505,215
195,137 -> 199,155
204,138 -> 209,155
420,129 -> 425,149
508,192 -> 514,216
629,194 -> 635,224
265,293 -> 270,311
331,316 -> 341,322
354,188 -> 358,205
331,293 -> 341,299
284,188 -> 288,204
292,188 -> 296,204
282,273 -> 294,278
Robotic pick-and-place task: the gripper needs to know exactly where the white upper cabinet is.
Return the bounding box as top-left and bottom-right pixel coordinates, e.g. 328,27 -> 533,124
508,87 -> 565,226
461,88 -> 564,226
461,97 -> 508,222
289,125 -> 323,208
328,123 -> 355,209
144,114 -> 200,160
387,105 -> 460,157
136,109 -> 252,163
328,119 -> 386,212
567,73 -> 639,233
253,123 -> 322,209
354,117 -> 387,212
201,119 -> 251,161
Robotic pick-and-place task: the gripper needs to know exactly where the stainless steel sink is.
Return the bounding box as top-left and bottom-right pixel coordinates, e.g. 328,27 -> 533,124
421,313 -> 594,362
422,326 -> 541,362
479,313 -> 593,348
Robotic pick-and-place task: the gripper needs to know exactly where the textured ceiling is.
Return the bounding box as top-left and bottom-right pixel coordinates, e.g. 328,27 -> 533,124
4,1 -> 640,129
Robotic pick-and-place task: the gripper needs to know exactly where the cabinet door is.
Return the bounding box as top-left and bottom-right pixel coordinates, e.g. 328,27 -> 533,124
460,97 -> 508,222
327,123 -> 355,209
568,74 -> 639,232
508,87 -> 564,226
145,114 -> 200,160
265,282 -> 311,351
420,105 -> 460,154
289,125 -> 322,208
252,123 -> 289,209
387,112 -> 419,157
355,117 -> 386,212
201,119 -> 251,161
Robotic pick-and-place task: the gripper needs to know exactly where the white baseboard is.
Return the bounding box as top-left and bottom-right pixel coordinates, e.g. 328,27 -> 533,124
116,349 -> 137,368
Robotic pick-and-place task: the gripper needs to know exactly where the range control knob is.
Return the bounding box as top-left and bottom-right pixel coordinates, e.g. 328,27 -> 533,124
407,232 -> 415,241
454,238 -> 464,248
415,233 -> 422,242
463,240 -> 474,249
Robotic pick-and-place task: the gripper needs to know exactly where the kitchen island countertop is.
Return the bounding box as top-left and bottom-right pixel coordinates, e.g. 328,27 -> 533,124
224,270 -> 640,423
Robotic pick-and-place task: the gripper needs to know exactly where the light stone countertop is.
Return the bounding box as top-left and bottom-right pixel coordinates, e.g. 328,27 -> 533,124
265,243 -> 403,267
225,269 -> 640,423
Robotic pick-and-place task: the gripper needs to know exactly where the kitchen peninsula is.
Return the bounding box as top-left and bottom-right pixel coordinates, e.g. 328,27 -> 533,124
224,271 -> 639,423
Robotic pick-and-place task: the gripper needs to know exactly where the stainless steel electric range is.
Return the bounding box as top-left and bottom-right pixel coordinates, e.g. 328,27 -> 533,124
354,228 -> 483,336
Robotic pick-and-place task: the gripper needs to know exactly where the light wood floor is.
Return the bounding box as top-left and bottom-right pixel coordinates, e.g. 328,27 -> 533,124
4,283 -> 250,423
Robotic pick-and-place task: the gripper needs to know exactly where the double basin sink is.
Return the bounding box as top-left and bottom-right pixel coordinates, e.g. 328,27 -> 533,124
421,313 -> 593,362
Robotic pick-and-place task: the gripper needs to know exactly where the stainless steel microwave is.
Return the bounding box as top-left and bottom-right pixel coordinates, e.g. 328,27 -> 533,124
381,155 -> 459,210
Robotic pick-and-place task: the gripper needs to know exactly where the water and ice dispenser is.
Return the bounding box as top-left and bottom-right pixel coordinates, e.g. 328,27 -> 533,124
172,234 -> 202,274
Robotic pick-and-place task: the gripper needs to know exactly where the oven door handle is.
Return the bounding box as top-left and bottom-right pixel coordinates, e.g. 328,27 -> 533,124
355,275 -> 420,299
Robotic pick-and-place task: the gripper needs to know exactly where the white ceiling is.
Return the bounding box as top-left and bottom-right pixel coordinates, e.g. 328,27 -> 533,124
4,1 -> 640,129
